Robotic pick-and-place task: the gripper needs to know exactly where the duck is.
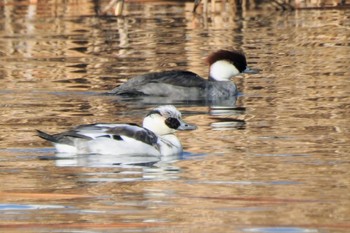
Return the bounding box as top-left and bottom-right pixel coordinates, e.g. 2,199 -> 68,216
106,50 -> 254,100
37,105 -> 197,156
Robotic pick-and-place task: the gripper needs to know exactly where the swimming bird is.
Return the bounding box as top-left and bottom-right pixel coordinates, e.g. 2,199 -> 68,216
37,105 -> 196,156
106,50 -> 253,101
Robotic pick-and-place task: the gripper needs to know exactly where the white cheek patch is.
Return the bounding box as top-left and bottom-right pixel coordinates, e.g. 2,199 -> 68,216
143,115 -> 173,136
209,60 -> 240,81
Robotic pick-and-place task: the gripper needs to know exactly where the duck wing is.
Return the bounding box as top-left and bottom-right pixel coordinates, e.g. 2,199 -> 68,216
107,70 -> 206,95
37,123 -> 158,147
105,124 -> 158,147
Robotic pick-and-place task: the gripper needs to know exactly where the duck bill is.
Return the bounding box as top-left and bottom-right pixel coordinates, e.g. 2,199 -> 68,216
242,67 -> 259,74
178,120 -> 197,131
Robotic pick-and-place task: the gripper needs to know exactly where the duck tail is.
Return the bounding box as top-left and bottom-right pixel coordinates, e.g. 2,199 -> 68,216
36,130 -> 58,143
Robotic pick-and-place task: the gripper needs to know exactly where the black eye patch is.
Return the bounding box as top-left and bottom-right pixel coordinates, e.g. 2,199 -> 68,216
165,117 -> 181,129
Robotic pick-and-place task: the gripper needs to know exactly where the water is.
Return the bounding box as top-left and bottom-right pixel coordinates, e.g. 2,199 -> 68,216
0,0 -> 350,232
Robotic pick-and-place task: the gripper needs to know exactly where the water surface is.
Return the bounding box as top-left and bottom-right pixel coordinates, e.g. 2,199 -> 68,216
0,1 -> 350,232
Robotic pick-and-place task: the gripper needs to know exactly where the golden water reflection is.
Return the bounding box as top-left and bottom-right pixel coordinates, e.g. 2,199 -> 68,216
0,1 -> 350,232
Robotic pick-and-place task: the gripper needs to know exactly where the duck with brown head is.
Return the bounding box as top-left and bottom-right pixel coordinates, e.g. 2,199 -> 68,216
106,50 -> 255,102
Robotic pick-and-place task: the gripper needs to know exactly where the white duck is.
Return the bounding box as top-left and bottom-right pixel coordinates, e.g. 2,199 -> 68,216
37,105 -> 196,156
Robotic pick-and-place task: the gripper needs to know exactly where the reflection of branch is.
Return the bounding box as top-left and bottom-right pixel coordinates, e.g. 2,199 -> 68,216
101,0 -> 125,16
270,0 -> 295,10
193,0 -> 201,12
193,0 -> 350,12
102,0 -> 118,13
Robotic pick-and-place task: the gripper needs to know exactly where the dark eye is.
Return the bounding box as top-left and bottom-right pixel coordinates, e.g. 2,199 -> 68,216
165,117 -> 180,129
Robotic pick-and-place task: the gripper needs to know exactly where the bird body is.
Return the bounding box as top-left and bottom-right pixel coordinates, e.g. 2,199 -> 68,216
107,50 -> 250,100
37,105 -> 196,156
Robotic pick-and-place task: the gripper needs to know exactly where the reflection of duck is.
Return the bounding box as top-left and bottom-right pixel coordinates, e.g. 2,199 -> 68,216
209,106 -> 247,130
107,50 -> 254,102
37,105 -> 196,156
47,153 -> 182,168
